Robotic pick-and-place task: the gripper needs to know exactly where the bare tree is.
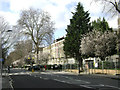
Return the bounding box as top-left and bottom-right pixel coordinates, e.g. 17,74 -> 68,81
0,16 -> 23,65
17,8 -> 55,64
0,16 -> 15,64
13,40 -> 33,60
14,40 -> 32,56
5,39 -> 33,66
93,0 -> 120,16
39,52 -> 50,65
0,16 -> 10,58
5,51 -> 17,66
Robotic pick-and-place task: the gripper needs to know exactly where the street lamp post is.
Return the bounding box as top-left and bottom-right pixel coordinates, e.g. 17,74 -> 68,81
0,30 -> 12,76
0,30 -> 2,90
0,31 -> 2,76
118,0 -> 120,67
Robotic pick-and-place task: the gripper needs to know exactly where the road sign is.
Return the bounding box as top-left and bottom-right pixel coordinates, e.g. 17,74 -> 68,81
0,58 -> 4,62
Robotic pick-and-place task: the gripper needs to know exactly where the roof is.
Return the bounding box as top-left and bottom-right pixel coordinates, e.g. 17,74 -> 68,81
55,36 -> 64,42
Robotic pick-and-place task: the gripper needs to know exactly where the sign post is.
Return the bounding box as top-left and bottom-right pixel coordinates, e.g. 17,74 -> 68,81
0,59 -> 3,75
0,31 -> 2,90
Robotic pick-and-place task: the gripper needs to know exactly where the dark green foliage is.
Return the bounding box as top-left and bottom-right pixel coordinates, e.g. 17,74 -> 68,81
63,2 -> 92,73
92,17 -> 113,32
63,2 -> 92,60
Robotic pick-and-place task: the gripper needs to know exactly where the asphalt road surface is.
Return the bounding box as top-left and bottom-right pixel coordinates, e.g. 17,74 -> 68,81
10,75 -> 92,89
9,68 -> 120,90
9,68 -> 93,89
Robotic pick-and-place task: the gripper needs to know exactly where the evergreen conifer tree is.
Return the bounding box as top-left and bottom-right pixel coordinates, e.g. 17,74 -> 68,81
92,17 -> 113,32
63,2 -> 92,74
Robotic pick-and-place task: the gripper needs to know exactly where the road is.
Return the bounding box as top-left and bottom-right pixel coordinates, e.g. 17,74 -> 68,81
8,68 -> 120,90
10,75 -> 88,89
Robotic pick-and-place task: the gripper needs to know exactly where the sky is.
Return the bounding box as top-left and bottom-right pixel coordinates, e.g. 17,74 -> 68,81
0,0 -> 118,39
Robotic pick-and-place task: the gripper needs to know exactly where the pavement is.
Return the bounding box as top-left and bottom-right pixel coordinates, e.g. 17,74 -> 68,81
0,69 -> 12,90
0,76 -> 2,90
61,70 -> 120,80
2,75 -> 12,89
0,69 -> 120,89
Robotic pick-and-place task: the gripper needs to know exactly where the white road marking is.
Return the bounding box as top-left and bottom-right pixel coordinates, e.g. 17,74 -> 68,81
42,78 -> 49,80
61,76 -> 69,78
60,76 -> 91,84
86,84 -> 104,86
75,79 -> 90,84
66,81 -> 72,84
9,81 -> 14,90
53,79 -> 66,83
59,80 -> 66,83
49,74 -> 91,85
9,76 -> 14,90
9,72 -> 30,75
80,85 -> 93,89
105,85 -> 120,90
54,79 -> 62,82
81,84 -> 120,90
99,84 -> 105,86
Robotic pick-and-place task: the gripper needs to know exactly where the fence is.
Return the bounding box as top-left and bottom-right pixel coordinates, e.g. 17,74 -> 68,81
86,61 -> 120,75
62,64 -> 78,70
59,61 -> 120,75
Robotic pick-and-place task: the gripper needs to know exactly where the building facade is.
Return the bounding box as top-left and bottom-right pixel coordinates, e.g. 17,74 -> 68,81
42,37 -> 75,65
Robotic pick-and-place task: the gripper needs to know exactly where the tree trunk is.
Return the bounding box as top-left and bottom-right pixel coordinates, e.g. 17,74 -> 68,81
49,45 -> 51,63
118,28 -> 120,62
80,58 -> 83,70
78,59 -> 80,74
36,46 -> 39,64
78,57 -> 83,74
118,16 -> 120,62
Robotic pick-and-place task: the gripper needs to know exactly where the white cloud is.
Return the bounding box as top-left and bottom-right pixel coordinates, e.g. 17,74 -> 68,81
8,0 -> 77,28
10,0 -> 34,11
0,11 -> 19,25
81,0 -> 118,28
0,0 -> 118,39
81,0 -> 102,14
108,16 -> 118,28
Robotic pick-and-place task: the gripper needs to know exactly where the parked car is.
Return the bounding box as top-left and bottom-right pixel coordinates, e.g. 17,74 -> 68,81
53,64 -> 59,70
25,65 -> 31,70
28,65 -> 40,71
